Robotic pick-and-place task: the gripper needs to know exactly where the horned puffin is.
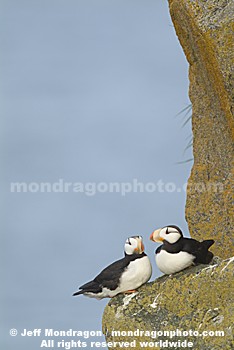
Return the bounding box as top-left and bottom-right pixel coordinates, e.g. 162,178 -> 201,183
150,225 -> 214,275
73,236 -> 152,299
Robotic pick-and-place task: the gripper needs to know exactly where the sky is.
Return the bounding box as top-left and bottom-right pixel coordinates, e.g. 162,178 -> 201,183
0,1 -> 192,349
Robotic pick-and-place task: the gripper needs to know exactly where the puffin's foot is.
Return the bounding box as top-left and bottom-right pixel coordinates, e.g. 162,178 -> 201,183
124,289 -> 137,294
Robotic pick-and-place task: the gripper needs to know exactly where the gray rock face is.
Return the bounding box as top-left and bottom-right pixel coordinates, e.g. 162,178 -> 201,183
168,0 -> 234,258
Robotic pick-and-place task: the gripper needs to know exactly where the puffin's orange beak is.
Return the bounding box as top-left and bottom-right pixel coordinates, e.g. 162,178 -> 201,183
134,240 -> 144,253
150,232 -> 154,241
150,229 -> 163,243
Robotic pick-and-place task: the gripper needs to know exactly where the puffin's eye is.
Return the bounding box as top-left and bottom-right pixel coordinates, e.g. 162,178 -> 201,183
128,239 -> 132,245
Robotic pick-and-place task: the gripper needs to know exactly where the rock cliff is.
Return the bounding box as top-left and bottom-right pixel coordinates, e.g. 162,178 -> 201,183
102,1 -> 234,349
169,0 -> 234,258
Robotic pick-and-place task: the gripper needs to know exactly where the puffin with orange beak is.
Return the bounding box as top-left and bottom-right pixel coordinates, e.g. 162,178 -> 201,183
150,225 -> 214,275
73,236 -> 152,299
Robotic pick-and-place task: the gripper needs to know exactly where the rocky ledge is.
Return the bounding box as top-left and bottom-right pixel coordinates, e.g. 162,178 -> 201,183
102,257 -> 234,350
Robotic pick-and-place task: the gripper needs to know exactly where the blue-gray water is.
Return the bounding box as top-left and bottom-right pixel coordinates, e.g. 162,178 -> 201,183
1,1 -> 192,349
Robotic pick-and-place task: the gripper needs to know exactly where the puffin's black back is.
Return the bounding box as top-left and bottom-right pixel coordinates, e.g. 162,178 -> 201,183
192,239 -> 214,264
73,252 -> 146,296
158,237 -> 214,264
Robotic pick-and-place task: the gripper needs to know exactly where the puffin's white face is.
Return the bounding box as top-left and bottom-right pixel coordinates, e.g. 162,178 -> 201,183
150,226 -> 182,244
124,236 -> 144,255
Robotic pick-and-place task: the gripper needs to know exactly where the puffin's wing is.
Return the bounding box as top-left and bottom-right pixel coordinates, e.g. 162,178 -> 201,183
94,256 -> 131,290
182,238 -> 214,263
73,280 -> 101,296
73,256 -> 130,296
